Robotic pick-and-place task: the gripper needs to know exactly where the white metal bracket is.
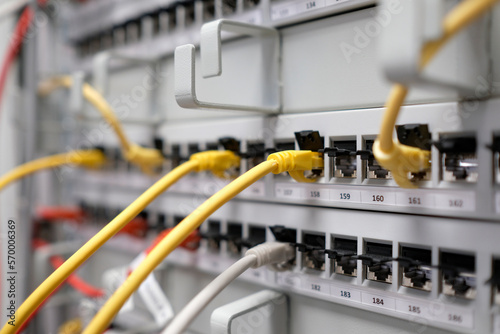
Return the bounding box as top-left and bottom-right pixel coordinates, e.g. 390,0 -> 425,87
175,19 -> 281,113
379,0 -> 489,96
211,290 -> 288,334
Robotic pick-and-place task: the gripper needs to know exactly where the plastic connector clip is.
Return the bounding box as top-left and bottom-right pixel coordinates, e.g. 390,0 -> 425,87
267,150 -> 324,183
245,241 -> 296,270
372,139 -> 430,188
124,144 -> 165,174
189,150 -> 241,178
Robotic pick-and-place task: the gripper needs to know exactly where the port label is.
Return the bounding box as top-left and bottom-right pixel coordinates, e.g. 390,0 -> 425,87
435,309 -> 473,329
330,285 -> 362,303
395,299 -> 433,321
361,191 -> 396,206
396,192 -> 434,208
330,189 -> 361,203
362,292 -> 395,310
306,188 -> 330,201
275,184 -> 303,199
276,273 -> 301,288
434,192 -> 475,211
303,279 -> 329,295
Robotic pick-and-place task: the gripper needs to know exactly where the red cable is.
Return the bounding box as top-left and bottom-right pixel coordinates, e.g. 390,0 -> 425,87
32,239 -> 105,298
0,6 -> 33,117
17,240 -> 105,333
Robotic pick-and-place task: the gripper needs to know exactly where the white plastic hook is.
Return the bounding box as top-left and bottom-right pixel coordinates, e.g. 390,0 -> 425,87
379,0 -> 489,96
175,19 -> 281,114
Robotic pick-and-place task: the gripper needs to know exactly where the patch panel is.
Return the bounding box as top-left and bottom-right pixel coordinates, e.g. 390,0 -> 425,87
73,99 -> 500,222
90,196 -> 499,334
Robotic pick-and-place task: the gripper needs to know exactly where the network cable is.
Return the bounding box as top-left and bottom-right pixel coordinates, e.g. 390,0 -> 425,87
0,6 -> 33,120
0,149 -> 105,192
0,150 -> 240,334
163,241 -> 295,334
82,150 -> 324,333
38,76 -> 164,174
373,0 -> 499,188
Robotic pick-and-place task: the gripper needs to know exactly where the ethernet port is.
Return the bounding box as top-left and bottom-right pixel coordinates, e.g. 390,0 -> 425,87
490,136 -> 500,184
170,144 -> 182,168
246,225 -> 266,248
492,259 -> 500,305
174,216 -> 186,225
227,222 -> 243,256
222,0 -> 237,15
206,220 -> 222,253
329,237 -> 357,277
363,242 -> 393,284
269,225 -> 297,267
206,142 -> 219,151
330,140 -> 357,178
112,26 -> 126,47
203,0 -> 215,21
125,20 -> 141,44
441,251 -> 476,299
301,232 -> 326,271
363,140 -> 392,179
435,134 -> 478,183
188,143 -> 200,156
244,0 -> 260,9
218,137 -> 241,177
400,246 -> 432,292
275,140 -> 295,152
396,124 -> 432,181
274,140 -> 295,178
184,1 -> 196,26
156,213 -> 167,231
246,142 -> 266,170
294,131 -> 324,179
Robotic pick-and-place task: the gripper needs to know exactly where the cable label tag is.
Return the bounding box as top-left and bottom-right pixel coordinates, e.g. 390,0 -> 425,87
129,252 -> 175,326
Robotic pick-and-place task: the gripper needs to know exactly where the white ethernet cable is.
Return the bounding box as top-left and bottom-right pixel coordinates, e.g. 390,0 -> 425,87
162,242 -> 296,334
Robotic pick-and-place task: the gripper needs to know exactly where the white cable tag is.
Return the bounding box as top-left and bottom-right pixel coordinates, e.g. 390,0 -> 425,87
129,252 -> 174,326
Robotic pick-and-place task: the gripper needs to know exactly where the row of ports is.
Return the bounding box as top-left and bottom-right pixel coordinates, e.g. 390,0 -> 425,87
73,205 -> 500,304
202,222 -> 500,304
96,127 -> 500,186
75,0 -> 260,58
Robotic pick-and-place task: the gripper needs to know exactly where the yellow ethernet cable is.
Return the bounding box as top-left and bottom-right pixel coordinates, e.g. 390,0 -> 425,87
0,149 -> 105,192
82,150 -> 324,334
0,150 -> 240,334
373,0 -> 499,188
37,76 -> 164,174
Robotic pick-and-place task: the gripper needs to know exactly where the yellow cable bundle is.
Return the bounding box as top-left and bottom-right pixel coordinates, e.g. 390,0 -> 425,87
82,150 -> 323,333
0,149 -> 105,192
373,0 -> 499,188
38,76 -> 164,174
0,150 -> 240,334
